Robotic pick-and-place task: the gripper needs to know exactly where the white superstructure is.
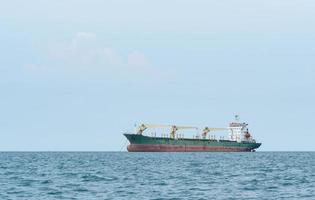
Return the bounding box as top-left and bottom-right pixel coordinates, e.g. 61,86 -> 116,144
228,115 -> 254,142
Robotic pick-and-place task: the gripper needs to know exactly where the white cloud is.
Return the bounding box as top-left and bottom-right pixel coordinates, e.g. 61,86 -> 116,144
127,51 -> 150,66
103,47 -> 122,65
23,64 -> 42,71
72,32 -> 97,47
75,32 -> 96,39
24,32 -> 162,82
39,32 -> 152,73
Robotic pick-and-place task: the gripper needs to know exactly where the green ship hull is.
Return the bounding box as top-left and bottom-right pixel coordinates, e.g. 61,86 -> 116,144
124,134 -> 261,152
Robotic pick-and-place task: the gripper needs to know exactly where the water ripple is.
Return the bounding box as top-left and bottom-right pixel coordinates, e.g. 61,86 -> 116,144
0,152 -> 314,199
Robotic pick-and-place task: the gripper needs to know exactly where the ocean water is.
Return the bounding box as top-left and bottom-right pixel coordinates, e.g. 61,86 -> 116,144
0,152 -> 314,200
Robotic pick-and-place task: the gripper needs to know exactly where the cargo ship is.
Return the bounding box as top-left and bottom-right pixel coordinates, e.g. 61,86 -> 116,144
124,116 -> 261,152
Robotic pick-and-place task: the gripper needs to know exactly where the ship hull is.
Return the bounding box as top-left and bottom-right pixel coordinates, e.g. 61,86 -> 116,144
127,144 -> 252,152
124,134 -> 261,152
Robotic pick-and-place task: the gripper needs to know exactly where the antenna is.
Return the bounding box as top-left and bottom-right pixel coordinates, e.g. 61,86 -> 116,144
134,122 -> 137,134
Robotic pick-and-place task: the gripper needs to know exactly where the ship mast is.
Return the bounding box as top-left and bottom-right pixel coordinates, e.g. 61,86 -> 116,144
202,127 -> 228,139
137,124 -> 198,139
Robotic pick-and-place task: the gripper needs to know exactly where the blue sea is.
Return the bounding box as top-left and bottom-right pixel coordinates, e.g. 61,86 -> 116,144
0,152 -> 314,200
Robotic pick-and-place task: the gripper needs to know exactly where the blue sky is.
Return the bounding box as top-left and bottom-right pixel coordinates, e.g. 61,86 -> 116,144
0,0 -> 314,151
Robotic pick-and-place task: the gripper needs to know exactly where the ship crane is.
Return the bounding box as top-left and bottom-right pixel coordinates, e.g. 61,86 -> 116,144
137,124 -> 198,139
202,127 -> 229,139
137,124 -> 170,135
170,126 -> 198,139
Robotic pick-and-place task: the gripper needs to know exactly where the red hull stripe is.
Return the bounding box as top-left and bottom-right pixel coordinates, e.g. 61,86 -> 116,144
127,144 -> 251,152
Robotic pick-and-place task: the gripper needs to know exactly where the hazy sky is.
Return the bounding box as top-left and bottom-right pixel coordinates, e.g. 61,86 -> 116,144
1,0 -> 314,151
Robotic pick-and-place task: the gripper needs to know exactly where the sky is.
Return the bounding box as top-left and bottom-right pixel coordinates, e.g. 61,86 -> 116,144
0,0 -> 314,151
